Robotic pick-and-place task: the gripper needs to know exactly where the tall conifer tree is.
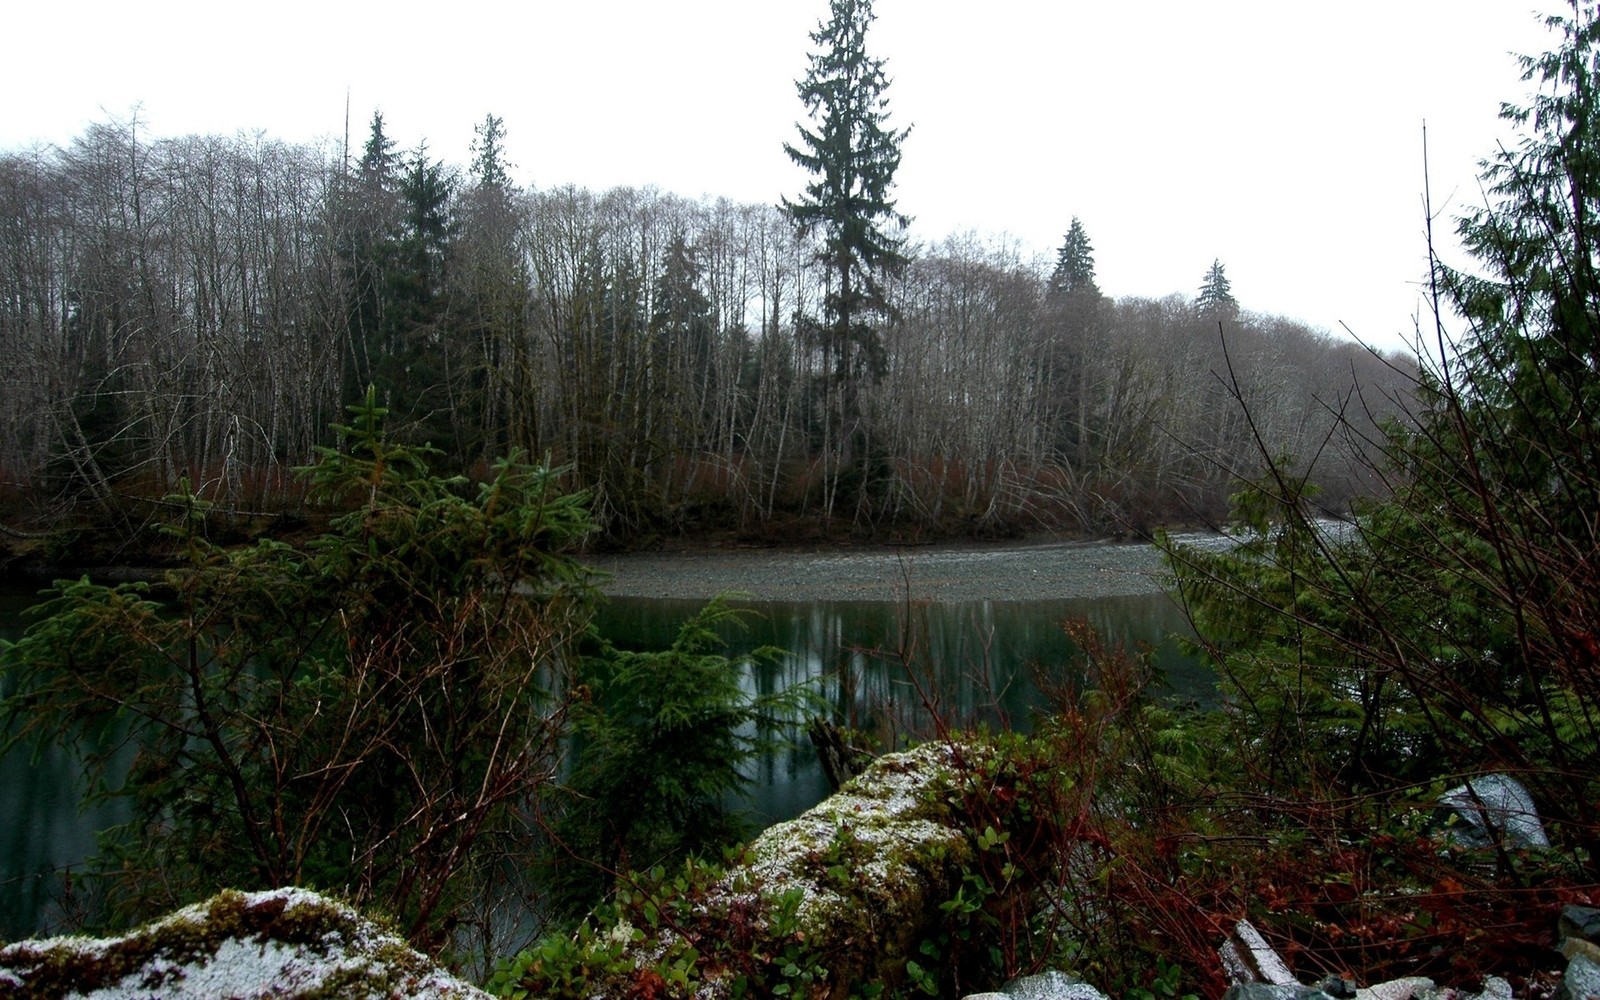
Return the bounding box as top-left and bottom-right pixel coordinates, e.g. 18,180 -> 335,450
469,113 -> 512,191
1046,217 -> 1105,468
339,111 -> 406,403
1049,217 -> 1098,297
783,0 -> 910,519
784,0 -> 909,375
1197,258 -> 1238,319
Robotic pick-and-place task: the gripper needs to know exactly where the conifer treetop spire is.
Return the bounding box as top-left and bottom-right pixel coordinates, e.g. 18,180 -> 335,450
782,0 -> 911,332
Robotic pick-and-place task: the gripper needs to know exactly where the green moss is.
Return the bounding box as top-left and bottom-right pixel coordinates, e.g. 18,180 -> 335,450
724,743 -> 977,992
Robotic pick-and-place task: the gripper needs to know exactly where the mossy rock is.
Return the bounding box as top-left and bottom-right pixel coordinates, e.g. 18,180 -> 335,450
493,742 -> 989,1000
0,887 -> 489,999
728,742 -> 977,994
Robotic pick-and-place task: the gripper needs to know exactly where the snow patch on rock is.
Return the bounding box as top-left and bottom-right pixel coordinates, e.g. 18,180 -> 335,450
0,887 -> 489,1000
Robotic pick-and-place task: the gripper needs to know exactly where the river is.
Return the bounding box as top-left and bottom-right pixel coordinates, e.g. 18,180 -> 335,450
0,536 -> 1208,939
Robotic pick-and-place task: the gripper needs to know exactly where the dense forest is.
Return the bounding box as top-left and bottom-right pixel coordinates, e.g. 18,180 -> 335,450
0,110 -> 1413,549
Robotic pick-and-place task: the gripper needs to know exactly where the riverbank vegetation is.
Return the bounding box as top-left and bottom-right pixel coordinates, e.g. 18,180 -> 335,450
1146,0 -> 1600,989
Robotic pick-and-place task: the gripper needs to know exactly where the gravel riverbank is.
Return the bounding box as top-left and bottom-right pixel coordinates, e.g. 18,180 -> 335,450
585,533 -> 1222,603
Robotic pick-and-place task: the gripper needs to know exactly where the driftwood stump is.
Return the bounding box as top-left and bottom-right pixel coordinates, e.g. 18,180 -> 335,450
807,716 -> 862,791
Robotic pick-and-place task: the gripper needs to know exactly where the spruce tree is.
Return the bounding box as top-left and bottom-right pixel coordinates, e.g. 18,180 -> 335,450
651,234 -> 715,389
1046,217 -> 1105,469
469,113 -> 512,192
339,111 -> 406,404
359,110 -> 401,191
783,0 -> 910,520
1197,258 -> 1238,319
460,113 -> 525,458
784,0 -> 909,372
383,143 -> 458,448
1049,216 -> 1098,297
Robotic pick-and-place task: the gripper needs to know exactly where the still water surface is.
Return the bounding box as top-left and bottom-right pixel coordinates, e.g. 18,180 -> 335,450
0,565 -> 1203,940
594,592 -> 1204,825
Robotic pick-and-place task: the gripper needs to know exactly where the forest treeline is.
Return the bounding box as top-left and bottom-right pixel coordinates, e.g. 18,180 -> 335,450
0,113 -> 1416,547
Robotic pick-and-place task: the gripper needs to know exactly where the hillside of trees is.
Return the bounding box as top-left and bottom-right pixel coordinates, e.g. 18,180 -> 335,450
0,114 -> 1414,552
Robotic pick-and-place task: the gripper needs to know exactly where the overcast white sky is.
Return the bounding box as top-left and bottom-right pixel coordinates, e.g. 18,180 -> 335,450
1,2 -> 1559,352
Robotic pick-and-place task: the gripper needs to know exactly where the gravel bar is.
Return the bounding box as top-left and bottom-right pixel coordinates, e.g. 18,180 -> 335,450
584,534 -> 1219,604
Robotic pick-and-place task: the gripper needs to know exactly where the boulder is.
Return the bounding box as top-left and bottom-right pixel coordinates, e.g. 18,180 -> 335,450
1562,905 -> 1600,945
726,741 -> 975,992
1559,953 -> 1600,1000
1003,971 -> 1111,1000
1436,774 -> 1549,850
535,742 -> 978,999
970,970 -> 1110,1000
0,887 -> 489,999
1353,977 -> 1436,1000
960,966 -> 1113,998
1474,977 -> 1513,1000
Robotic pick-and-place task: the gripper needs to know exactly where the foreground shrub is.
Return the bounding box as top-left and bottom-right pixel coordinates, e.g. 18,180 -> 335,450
0,389 -> 598,951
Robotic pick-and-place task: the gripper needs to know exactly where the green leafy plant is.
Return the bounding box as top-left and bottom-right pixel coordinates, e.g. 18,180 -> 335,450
488,855 -> 829,1000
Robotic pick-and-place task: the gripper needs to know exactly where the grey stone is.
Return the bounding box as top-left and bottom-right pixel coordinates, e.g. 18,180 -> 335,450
1473,976 -> 1513,1000
1437,774 -> 1549,850
1566,938 -> 1600,964
1355,977 -> 1439,1000
725,743 -> 974,990
998,970 -> 1111,1000
1559,953 -> 1600,1000
588,743 -> 980,999
1564,905 -> 1600,944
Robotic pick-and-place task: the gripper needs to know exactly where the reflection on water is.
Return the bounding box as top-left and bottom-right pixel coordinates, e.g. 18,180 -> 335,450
0,576 -> 1204,939
594,591 -> 1204,827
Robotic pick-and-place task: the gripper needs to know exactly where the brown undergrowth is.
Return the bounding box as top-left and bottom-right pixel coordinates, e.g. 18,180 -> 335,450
872,612 -> 1597,997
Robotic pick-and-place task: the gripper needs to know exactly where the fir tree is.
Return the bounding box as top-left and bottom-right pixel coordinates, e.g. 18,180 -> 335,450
783,0 -> 910,368
359,110 -> 401,192
1045,217 -> 1105,468
782,0 -> 910,520
651,234 -> 715,377
339,111 -> 406,404
469,113 -> 512,191
1197,258 -> 1238,319
458,113 -> 526,458
382,143 -> 458,447
1049,217 -> 1098,297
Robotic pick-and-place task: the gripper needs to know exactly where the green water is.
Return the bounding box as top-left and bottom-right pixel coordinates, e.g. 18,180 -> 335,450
0,579 -> 134,940
593,591 -> 1204,825
0,576 -> 1203,939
